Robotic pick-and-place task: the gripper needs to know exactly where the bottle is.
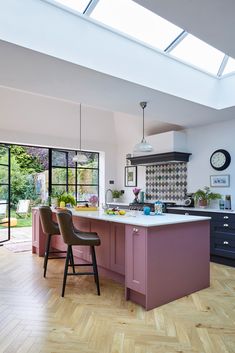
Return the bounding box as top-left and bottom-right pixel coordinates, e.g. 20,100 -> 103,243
154,201 -> 163,215
225,195 -> 231,210
140,191 -> 145,203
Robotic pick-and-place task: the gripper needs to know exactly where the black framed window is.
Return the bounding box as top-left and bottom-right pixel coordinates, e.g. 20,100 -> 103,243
49,149 -> 99,203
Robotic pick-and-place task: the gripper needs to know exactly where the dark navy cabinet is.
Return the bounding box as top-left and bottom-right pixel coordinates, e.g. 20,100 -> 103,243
168,208 -> 235,267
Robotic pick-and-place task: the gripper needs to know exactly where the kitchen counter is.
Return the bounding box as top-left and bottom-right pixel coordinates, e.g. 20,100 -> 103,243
32,208 -> 210,310
66,209 -> 210,227
168,206 -> 235,213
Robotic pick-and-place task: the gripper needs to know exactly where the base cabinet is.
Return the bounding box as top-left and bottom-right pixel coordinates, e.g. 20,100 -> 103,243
125,225 -> 146,294
90,220 -> 111,269
110,223 -> 125,275
168,208 -> 235,266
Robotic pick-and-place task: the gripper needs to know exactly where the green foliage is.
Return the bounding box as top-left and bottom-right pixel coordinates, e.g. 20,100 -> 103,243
112,190 -> 122,198
193,186 -> 221,203
58,193 -> 76,206
10,145 -> 43,174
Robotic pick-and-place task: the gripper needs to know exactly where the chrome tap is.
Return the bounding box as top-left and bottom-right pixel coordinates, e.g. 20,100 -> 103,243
105,188 -> 113,208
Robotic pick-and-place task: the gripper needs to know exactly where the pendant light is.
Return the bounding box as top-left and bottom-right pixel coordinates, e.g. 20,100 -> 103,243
72,103 -> 88,163
133,101 -> 153,153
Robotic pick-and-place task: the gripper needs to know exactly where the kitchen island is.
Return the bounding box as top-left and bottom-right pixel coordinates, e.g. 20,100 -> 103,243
32,209 -> 210,310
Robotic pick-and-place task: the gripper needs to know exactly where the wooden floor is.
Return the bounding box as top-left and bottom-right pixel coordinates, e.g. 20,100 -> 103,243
0,247 -> 235,353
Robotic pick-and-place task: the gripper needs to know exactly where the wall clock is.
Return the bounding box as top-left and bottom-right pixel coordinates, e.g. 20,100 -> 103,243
210,149 -> 231,171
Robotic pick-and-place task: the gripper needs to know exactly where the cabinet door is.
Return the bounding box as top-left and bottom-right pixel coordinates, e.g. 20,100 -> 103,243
32,209 -> 45,256
90,220 -> 110,269
110,223 -> 125,275
211,233 -> 235,259
125,225 -> 146,294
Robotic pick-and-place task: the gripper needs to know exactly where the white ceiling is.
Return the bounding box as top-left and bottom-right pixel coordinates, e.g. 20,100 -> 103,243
1,0 -> 235,131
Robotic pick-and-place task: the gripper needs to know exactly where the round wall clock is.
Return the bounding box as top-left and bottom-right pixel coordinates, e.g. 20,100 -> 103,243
210,149 -> 231,171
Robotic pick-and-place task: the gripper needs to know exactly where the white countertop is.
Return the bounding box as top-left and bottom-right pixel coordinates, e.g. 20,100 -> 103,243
65,209 -> 210,228
168,207 -> 235,214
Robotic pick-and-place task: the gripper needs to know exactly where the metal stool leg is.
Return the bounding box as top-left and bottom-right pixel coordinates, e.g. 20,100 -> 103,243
91,246 -> 100,296
44,234 -> 51,278
62,245 -> 71,297
69,247 -> 75,274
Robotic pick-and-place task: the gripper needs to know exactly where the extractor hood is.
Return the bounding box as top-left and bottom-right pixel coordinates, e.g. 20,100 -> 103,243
127,151 -> 191,166
127,131 -> 191,165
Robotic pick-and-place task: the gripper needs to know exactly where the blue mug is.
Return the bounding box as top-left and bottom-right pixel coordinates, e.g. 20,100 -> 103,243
143,206 -> 150,215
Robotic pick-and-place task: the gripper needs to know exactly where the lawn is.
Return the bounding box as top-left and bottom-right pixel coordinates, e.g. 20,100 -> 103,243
0,210 -> 32,228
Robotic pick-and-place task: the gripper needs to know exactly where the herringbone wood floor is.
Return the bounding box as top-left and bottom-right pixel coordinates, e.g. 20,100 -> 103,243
0,247 -> 235,353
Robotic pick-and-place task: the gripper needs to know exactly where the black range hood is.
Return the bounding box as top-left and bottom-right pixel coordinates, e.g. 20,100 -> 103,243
127,151 -> 191,166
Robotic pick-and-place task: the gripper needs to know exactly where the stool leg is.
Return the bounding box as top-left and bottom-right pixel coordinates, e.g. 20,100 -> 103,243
69,247 -> 75,274
62,245 -> 71,297
43,234 -> 51,278
91,246 -> 100,296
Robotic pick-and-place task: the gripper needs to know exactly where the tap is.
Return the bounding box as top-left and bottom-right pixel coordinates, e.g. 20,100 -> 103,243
105,188 -> 113,208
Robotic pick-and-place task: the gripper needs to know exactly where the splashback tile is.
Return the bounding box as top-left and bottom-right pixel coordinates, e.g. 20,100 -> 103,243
146,162 -> 187,201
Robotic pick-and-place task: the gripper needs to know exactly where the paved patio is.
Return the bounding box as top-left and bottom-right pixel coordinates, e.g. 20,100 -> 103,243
0,226 -> 32,243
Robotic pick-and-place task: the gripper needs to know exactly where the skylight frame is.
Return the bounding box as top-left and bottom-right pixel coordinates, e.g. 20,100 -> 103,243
42,0 -> 235,79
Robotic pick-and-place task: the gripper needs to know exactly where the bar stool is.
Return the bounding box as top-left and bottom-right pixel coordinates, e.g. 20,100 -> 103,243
56,211 -> 101,297
39,206 -> 69,278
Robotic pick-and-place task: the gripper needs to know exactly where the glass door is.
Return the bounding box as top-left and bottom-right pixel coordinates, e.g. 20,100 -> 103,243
0,144 -> 10,243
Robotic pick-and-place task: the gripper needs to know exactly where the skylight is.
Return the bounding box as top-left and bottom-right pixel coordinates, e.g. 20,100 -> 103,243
52,0 -> 91,13
223,57 -> 235,76
90,0 -> 183,51
170,34 -> 224,76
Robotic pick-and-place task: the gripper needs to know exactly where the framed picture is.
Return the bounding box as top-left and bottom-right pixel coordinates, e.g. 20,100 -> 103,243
125,166 -> 137,187
210,174 -> 230,187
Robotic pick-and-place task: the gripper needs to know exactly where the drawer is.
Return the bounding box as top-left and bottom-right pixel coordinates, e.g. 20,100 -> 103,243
210,213 -> 235,222
211,234 -> 235,259
211,221 -> 235,233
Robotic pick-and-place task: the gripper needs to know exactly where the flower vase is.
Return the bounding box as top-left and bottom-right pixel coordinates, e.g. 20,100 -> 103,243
133,195 -> 139,204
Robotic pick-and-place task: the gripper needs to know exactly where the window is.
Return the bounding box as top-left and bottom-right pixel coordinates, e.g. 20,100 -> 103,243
170,34 -> 224,75
52,0 -> 91,13
90,0 -> 183,50
50,149 -> 99,203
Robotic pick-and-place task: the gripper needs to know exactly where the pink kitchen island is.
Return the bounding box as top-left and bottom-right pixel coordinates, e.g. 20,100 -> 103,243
32,209 -> 210,310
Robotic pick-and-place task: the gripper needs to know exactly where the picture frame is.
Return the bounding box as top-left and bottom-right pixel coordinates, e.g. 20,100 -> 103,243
125,166 -> 137,187
210,174 -> 230,187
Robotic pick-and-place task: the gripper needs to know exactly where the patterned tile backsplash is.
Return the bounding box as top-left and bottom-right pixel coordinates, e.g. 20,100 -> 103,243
146,162 -> 187,201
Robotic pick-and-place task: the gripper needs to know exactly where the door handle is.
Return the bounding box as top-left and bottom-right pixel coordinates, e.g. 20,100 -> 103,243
223,216 -> 229,219
223,241 -> 229,245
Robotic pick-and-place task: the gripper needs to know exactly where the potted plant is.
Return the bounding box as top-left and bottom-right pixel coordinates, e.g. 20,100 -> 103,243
193,187 -> 221,208
112,190 -> 122,202
58,192 -> 76,208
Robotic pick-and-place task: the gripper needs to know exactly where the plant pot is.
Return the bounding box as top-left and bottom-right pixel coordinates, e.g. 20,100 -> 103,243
113,198 -> 119,203
198,199 -> 208,208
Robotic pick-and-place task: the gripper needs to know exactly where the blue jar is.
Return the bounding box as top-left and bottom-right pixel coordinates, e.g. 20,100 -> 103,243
143,206 -> 151,215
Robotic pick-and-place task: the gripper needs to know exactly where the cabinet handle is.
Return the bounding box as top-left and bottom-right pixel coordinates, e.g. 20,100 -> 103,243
223,216 -> 229,219
185,212 -> 189,215
133,228 -> 139,233
223,241 -> 229,245
223,223 -> 229,227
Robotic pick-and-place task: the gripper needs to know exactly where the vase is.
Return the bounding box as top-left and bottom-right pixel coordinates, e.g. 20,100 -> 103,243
113,198 -> 119,203
133,195 -> 139,204
198,199 -> 208,208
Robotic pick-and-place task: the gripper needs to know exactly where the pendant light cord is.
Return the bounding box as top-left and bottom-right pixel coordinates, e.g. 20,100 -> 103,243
142,105 -> 145,141
140,101 -> 147,142
79,103 -> 82,151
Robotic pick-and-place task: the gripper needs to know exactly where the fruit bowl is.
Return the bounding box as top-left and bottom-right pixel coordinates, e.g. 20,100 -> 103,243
105,208 -> 126,216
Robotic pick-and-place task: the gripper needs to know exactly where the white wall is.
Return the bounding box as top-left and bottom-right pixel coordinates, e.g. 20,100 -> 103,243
186,120 -> 235,208
114,115 -> 235,209
0,86 -> 118,204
